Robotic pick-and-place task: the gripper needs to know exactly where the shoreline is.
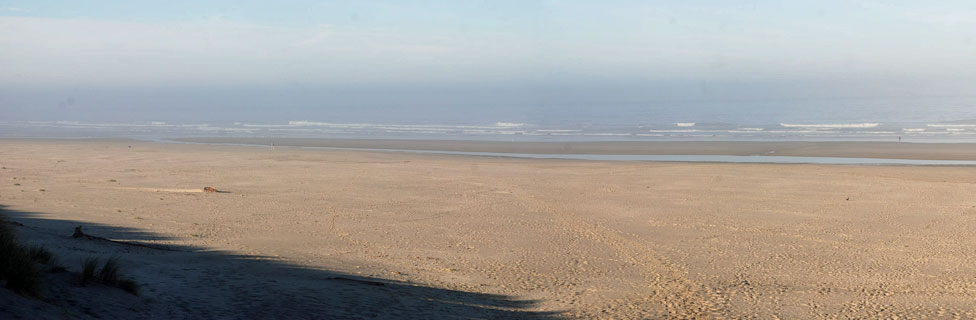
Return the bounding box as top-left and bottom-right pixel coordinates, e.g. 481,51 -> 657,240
175,137 -> 976,161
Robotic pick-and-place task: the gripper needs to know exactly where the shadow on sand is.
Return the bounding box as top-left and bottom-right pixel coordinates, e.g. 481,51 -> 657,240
0,205 -> 564,319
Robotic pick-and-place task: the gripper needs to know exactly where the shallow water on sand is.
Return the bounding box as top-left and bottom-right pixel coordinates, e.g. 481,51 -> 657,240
328,148 -> 976,166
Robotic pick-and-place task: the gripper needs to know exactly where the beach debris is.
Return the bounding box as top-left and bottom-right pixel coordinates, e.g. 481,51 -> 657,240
203,186 -> 219,193
72,225 -> 176,251
846,197 -> 850,201
4,220 -> 24,227
328,276 -> 385,286
73,226 -> 87,238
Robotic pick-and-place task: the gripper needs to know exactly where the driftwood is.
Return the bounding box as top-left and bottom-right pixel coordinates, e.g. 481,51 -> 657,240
4,220 -> 24,227
327,277 -> 386,286
72,225 -> 87,238
72,225 -> 176,251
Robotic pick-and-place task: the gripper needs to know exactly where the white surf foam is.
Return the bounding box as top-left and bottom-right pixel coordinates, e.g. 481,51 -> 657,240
288,120 -> 531,131
582,133 -> 633,136
495,122 -> 526,127
928,124 -> 976,128
536,129 -> 581,133
780,123 -> 880,128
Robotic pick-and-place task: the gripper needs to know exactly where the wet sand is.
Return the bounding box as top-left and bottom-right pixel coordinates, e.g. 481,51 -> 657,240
3,138 -> 976,318
178,137 -> 976,160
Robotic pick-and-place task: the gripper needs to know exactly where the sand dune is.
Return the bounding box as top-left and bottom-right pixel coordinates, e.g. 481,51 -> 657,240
3,139 -> 976,318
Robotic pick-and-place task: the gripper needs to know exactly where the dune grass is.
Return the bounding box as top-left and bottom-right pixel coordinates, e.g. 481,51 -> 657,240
2,214 -> 140,297
101,257 -> 140,295
0,215 -> 42,296
99,257 -> 120,285
28,245 -> 54,265
80,256 -> 140,295
117,279 -> 140,295
81,257 -> 99,286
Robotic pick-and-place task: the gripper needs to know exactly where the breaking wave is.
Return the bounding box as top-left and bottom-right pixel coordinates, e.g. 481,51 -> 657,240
780,123 -> 881,128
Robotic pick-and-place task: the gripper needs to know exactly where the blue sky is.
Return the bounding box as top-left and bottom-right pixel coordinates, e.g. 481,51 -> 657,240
3,0 -> 975,85
1,1 -> 975,121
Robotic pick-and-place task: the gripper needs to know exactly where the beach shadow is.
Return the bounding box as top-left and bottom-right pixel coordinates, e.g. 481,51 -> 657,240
0,205 -> 564,319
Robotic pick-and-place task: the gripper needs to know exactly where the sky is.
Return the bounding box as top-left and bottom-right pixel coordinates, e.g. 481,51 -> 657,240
1,1 -> 975,122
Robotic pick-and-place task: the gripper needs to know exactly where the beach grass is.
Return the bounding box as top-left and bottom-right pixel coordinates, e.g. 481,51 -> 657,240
79,256 -> 140,295
27,245 -> 54,265
81,257 -> 99,286
0,214 -> 42,296
99,257 -> 121,285
117,279 -> 140,295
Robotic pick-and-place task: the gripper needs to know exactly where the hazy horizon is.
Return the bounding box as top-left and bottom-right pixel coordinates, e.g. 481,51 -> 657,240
2,1 -> 976,123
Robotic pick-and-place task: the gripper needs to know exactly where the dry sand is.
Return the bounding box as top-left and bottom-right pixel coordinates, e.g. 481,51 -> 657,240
3,138 -> 976,318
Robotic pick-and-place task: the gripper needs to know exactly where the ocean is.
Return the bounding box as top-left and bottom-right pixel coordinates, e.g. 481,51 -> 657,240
3,95 -> 976,143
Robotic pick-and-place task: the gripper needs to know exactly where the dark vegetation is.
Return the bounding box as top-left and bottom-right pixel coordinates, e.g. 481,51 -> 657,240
81,257 -> 140,295
0,214 -> 42,296
80,257 -> 99,286
1,214 -> 139,298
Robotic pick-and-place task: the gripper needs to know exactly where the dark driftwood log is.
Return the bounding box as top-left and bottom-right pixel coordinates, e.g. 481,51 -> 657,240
71,225 -> 176,251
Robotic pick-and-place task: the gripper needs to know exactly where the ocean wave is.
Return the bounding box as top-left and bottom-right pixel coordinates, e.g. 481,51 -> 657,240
495,122 -> 526,127
927,124 -> 976,128
10,120 -> 976,142
50,121 -> 180,128
240,123 -> 295,128
647,129 -> 727,133
764,130 -> 836,134
582,133 -> 633,136
780,123 -> 880,128
372,126 -> 454,132
288,120 -> 531,130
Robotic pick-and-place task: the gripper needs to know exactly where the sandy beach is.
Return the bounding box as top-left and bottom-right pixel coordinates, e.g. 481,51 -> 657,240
4,138 -> 976,319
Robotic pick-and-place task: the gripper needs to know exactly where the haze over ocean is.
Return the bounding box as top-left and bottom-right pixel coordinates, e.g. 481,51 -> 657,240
2,1 -> 975,141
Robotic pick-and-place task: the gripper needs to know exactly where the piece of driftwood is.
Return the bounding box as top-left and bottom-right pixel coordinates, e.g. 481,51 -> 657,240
72,225 -> 176,251
327,277 -> 386,286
